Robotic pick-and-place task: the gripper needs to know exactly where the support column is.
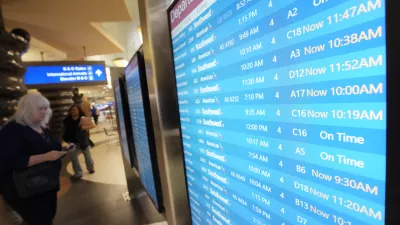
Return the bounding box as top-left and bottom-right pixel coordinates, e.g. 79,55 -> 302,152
0,6 -> 30,128
39,89 -> 74,136
0,4 -> 4,30
0,7 -> 29,222
72,88 -> 83,105
137,1 -> 190,224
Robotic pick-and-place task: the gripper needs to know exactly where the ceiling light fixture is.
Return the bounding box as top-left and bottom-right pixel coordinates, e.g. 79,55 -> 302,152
112,57 -> 129,67
138,26 -> 143,44
106,67 -> 112,89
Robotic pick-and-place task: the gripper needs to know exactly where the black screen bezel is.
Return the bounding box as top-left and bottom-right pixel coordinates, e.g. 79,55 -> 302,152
124,49 -> 164,213
24,61 -> 108,89
383,0 -> 399,224
167,0 -> 398,224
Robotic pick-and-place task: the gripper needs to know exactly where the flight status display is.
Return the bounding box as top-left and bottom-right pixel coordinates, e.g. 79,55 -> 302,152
125,55 -> 159,209
169,0 -> 386,225
114,79 -> 132,167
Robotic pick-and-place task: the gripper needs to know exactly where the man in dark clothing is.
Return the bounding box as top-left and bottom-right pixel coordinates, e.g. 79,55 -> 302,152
91,105 -> 99,125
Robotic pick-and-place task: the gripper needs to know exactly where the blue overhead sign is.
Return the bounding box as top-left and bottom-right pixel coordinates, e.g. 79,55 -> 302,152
24,62 -> 107,87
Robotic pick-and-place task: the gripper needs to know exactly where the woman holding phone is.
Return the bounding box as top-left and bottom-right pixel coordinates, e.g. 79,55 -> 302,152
63,105 -> 96,181
0,93 -> 67,225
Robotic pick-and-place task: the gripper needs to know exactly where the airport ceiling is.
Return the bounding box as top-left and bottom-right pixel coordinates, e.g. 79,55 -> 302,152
1,0 -> 140,60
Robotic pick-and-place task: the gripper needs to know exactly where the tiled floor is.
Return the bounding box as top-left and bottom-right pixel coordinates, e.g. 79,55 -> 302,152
65,141 -> 126,185
54,120 -> 166,225
54,179 -> 164,225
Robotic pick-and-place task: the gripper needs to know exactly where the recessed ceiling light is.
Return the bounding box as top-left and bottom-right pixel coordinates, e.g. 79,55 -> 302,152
112,57 -> 129,67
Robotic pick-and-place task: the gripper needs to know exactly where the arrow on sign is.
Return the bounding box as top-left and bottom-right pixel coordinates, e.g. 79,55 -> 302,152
95,69 -> 103,77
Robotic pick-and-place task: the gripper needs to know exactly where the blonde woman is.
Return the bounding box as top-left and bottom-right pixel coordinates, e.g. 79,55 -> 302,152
81,95 -> 92,117
0,93 -> 66,225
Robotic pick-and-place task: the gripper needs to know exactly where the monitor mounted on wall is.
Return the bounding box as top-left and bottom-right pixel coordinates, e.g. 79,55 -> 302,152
124,49 -> 164,212
168,0 -> 390,225
114,77 -> 137,169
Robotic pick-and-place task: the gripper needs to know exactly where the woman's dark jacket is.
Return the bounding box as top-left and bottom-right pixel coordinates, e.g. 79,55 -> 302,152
0,121 -> 62,201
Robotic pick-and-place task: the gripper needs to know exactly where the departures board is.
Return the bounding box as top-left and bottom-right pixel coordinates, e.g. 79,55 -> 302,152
114,78 -> 136,168
125,51 -> 163,211
168,0 -> 386,225
114,79 -> 130,165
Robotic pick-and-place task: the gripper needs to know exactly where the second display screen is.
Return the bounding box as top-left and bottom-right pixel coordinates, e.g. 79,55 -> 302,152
125,54 -> 160,210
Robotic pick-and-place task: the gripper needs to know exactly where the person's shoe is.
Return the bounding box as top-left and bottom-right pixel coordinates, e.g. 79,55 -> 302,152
89,169 -> 95,174
70,174 -> 82,181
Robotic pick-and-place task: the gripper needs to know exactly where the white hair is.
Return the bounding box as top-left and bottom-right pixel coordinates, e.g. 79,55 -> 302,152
10,92 -> 52,127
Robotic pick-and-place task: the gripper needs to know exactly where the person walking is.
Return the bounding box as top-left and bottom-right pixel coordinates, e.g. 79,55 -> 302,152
0,93 -> 67,225
80,96 -> 95,147
91,104 -> 99,125
63,105 -> 96,181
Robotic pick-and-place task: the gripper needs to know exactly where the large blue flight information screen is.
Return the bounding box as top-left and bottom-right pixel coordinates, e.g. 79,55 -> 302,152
125,56 -> 159,209
169,0 -> 386,225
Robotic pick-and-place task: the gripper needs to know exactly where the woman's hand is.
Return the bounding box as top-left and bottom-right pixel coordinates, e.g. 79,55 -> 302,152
62,143 -> 75,151
28,151 -> 67,167
44,151 -> 67,162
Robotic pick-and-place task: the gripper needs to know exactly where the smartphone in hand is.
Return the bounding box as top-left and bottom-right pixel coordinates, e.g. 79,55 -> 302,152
62,143 -> 75,151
